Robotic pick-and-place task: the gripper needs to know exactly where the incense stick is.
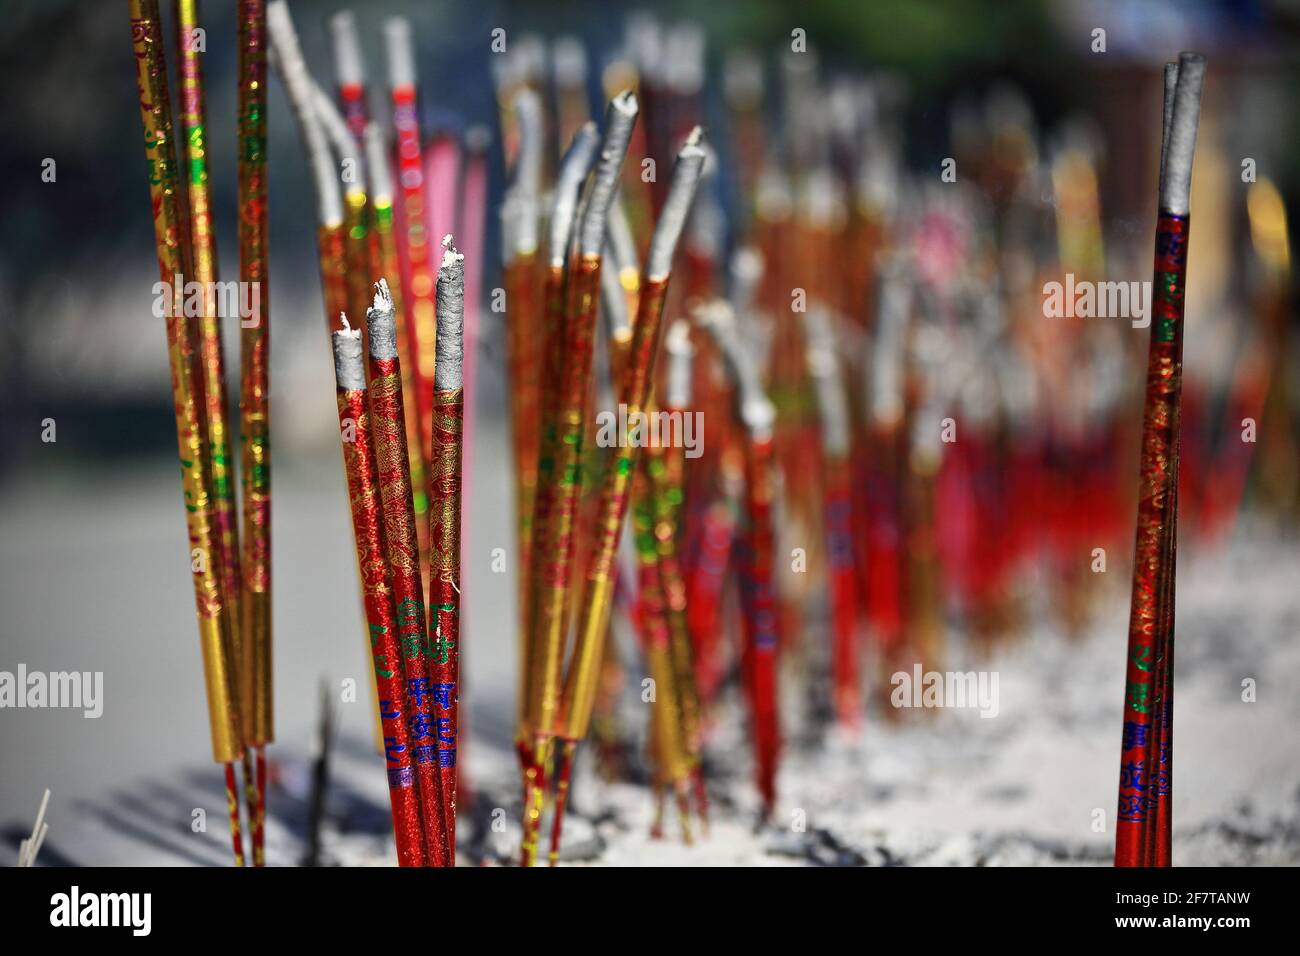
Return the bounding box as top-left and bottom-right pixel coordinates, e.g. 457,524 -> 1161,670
655,319 -> 706,827
697,299 -> 781,820
365,120 -> 430,581
129,0 -> 244,866
805,306 -> 858,727
176,3 -> 251,857
384,16 -> 437,475
331,321 -> 427,866
313,81 -> 374,347
427,238 -> 466,865
1115,52 -> 1205,869
267,1 -> 346,331
236,0 -> 271,868
328,10 -> 368,139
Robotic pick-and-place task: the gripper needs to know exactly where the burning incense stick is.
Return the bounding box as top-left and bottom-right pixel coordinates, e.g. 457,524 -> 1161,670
367,280 -> 450,866
129,0 -> 244,866
384,16 -> 437,474
520,93 -> 640,866
236,0 -> 271,868
697,299 -> 781,820
427,238 -> 466,865
1115,52 -> 1205,869
546,130 -> 706,861
267,1 -> 346,330
331,321 -> 427,867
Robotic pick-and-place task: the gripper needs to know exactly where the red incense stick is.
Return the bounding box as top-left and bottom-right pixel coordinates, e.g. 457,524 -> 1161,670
698,300 -> 781,820
426,238 -> 466,864
1115,53 -> 1205,868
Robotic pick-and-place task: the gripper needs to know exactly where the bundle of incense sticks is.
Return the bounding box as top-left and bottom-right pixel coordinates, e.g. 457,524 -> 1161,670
1114,52 -> 1206,869
366,280 -> 451,865
128,0 -> 245,866
519,92 -> 640,867
545,130 -> 707,862
330,319 -> 426,867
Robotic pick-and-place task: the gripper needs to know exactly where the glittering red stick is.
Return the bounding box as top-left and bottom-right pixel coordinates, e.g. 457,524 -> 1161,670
426,240 -> 466,864
1115,54 -> 1204,868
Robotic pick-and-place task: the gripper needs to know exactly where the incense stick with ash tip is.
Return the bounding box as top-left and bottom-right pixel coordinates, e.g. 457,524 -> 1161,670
545,129 -> 707,862
367,280 -> 451,865
1115,52 -> 1205,869
128,0 -> 245,866
697,298 -> 781,821
331,320 -> 427,866
426,238 -> 466,864
236,0 -> 272,867
519,93 -> 640,866
267,0 -> 346,331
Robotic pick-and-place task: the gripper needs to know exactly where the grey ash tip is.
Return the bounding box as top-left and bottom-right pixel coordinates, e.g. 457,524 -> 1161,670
647,127 -> 707,279
332,325 -> 366,391
1160,52 -> 1206,216
435,236 -> 466,391
548,122 -> 600,267
366,278 -> 398,360
578,91 -> 639,257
